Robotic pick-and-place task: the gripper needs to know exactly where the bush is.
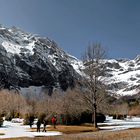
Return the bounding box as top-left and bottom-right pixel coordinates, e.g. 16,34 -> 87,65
14,112 -> 20,118
112,114 -> 126,120
24,114 -> 34,125
5,112 -> 20,121
5,113 -> 12,121
80,112 -> 105,124
64,112 -> 106,125
96,113 -> 106,123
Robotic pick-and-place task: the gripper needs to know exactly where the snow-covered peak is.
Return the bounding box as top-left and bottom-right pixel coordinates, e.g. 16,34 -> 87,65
0,25 -> 82,91
0,26 -> 36,56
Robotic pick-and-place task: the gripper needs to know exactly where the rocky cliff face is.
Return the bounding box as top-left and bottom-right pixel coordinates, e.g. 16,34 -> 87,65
102,57 -> 140,96
0,25 -> 83,93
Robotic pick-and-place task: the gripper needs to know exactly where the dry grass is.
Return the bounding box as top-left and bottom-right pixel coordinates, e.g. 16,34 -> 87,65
73,128 -> 140,140
1,136 -> 97,140
30,125 -> 98,134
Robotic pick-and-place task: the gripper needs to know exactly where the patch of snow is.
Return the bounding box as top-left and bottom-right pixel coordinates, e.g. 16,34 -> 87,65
0,121 -> 33,138
0,27 -> 6,30
66,54 -> 85,75
98,116 -> 140,131
103,59 -> 118,64
2,41 -> 21,54
11,118 -> 24,123
71,60 -> 85,75
117,88 -> 139,96
0,121 -> 62,139
2,40 -> 35,55
32,131 -> 62,137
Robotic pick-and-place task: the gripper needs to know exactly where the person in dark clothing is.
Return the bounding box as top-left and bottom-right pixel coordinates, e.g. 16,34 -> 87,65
29,121 -> 32,129
42,119 -> 48,132
29,116 -> 34,128
36,119 -> 41,132
52,116 -> 57,129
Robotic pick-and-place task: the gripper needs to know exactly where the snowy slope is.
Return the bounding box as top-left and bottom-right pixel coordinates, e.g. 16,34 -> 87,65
0,25 -> 82,92
102,57 -> 140,96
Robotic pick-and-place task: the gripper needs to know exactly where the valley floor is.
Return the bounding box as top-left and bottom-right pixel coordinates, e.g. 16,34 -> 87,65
4,129 -> 140,140
1,116 -> 140,139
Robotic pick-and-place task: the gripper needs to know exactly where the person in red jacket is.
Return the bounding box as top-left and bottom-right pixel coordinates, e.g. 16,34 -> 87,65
52,116 -> 57,128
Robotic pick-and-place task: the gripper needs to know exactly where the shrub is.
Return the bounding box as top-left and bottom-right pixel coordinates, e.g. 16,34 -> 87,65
112,114 -> 127,120
80,112 -> 105,124
5,113 -> 12,121
64,112 -> 106,125
96,113 -> 106,123
24,114 -> 34,125
14,112 -> 20,118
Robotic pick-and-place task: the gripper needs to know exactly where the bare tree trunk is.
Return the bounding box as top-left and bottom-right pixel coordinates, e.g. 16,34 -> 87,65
92,103 -> 97,128
93,103 -> 97,128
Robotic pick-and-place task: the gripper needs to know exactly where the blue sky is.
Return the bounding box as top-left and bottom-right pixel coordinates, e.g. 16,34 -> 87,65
0,0 -> 140,59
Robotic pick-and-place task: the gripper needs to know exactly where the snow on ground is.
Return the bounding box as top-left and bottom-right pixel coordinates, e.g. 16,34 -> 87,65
0,120 -> 62,139
98,116 -> 140,131
1,116 -> 140,138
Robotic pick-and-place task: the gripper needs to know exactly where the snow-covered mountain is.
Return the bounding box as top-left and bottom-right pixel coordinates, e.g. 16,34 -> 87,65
103,57 -> 140,96
0,25 -> 83,94
0,25 -> 140,96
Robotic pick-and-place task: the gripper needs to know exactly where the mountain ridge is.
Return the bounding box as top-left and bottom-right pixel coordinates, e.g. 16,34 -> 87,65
0,25 -> 140,96
0,25 -> 83,93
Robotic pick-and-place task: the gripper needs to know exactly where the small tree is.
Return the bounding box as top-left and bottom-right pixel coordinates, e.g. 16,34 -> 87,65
80,43 -> 107,128
60,89 -> 85,124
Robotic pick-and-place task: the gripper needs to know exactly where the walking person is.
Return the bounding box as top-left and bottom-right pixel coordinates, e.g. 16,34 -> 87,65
42,119 -> 48,132
36,119 -> 41,132
29,116 -> 34,128
52,116 -> 57,129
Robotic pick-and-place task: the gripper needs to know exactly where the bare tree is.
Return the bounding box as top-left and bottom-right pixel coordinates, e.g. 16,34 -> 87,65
60,89 -> 85,119
0,90 -> 27,117
35,89 -> 85,123
79,43 -> 107,128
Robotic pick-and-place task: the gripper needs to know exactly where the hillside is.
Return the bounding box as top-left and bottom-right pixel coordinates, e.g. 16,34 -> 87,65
0,25 -> 83,94
103,57 -> 140,96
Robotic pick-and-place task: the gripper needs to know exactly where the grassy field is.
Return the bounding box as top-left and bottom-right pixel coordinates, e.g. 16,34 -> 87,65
30,125 -> 98,134
3,127 -> 140,140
